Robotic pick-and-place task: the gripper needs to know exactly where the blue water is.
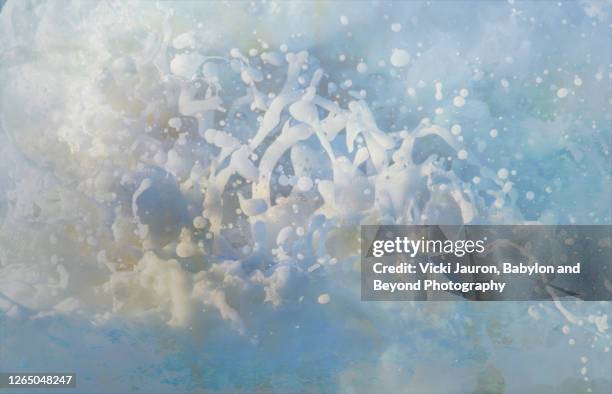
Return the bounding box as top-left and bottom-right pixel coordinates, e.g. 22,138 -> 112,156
0,1 -> 610,393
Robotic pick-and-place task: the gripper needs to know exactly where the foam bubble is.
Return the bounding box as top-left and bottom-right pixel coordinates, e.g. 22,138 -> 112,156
390,49 -> 410,67
453,96 -> 465,107
297,176 -> 314,191
318,294 -> 331,304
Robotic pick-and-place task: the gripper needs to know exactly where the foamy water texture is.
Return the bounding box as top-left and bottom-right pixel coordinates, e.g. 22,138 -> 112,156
0,1 -> 610,393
